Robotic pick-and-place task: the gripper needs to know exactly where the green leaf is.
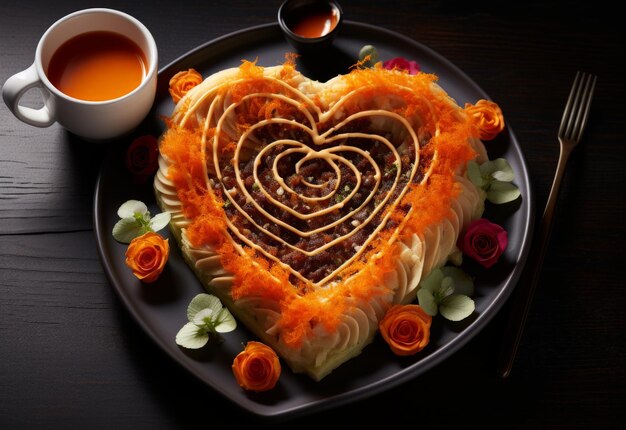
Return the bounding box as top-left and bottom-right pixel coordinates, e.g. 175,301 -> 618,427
486,181 -> 521,204
467,160 -> 483,187
112,217 -> 144,243
490,158 -> 515,182
419,268 -> 444,293
417,289 -> 438,316
441,266 -> 475,296
149,212 -> 171,232
175,322 -> 209,349
492,170 -> 515,182
479,160 -> 497,177
187,294 -> 223,321
214,308 -> 237,333
440,295 -> 475,321
117,200 -> 148,218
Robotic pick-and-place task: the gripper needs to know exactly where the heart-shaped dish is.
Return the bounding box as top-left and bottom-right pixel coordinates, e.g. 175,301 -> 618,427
155,60 -> 490,380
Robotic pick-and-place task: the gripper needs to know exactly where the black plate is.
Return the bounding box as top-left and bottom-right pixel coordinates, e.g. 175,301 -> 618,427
93,22 -> 534,419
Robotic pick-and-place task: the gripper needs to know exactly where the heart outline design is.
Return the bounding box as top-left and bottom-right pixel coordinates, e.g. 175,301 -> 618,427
209,82 -> 433,288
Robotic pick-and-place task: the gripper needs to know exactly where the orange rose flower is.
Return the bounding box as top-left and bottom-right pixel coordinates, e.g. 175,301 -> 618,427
379,304 -> 432,356
232,341 -> 281,392
125,232 -> 169,283
168,68 -> 203,103
465,99 -> 505,141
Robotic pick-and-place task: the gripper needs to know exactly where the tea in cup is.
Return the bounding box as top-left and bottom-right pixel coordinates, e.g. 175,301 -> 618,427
2,8 -> 158,141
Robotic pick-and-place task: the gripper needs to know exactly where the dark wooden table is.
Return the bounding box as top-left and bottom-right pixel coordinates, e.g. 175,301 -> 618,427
1,1 -> 624,428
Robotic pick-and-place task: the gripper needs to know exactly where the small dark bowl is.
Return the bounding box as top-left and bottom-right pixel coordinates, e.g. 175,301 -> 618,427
278,0 -> 343,53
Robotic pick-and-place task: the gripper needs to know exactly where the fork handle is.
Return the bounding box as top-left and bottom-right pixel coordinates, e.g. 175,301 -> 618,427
496,142 -> 573,378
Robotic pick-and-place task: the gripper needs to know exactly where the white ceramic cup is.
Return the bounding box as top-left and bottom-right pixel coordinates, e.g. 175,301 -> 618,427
2,8 -> 158,141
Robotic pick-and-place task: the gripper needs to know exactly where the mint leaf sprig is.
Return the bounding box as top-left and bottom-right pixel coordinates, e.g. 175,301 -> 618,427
176,294 -> 237,349
112,200 -> 171,243
467,158 -> 521,204
417,267 -> 475,321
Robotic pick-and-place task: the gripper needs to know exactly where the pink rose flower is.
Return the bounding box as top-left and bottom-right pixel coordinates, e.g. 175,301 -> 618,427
382,57 -> 420,74
460,218 -> 508,268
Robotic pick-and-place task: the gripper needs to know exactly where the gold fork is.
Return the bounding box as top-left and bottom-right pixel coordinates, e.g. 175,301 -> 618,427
497,71 -> 598,378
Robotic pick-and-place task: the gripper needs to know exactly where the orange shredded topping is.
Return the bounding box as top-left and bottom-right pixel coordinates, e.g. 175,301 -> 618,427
159,59 -> 482,348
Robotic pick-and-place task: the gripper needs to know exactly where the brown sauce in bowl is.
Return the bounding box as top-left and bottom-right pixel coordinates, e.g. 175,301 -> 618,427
287,3 -> 339,38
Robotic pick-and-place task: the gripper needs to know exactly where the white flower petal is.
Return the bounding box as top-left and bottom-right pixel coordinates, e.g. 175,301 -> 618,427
206,295 -> 224,314
187,294 -> 223,321
438,277 -> 455,298
192,308 -> 214,326
487,181 -> 521,204
214,308 -> 237,333
440,295 -> 475,321
112,218 -> 142,243
479,160 -> 497,177
117,200 -> 148,218
492,170 -> 515,182
441,266 -> 475,296
417,289 -> 438,316
491,158 -> 515,182
419,268 -> 444,293
149,212 -> 171,232
175,322 -> 209,349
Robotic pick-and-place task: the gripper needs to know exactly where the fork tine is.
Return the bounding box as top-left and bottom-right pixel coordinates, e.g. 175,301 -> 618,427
559,71 -> 597,142
558,71 -> 581,138
565,72 -> 588,139
572,74 -> 597,142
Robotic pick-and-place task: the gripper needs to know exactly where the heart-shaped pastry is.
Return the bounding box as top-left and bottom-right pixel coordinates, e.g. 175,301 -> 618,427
155,60 -> 487,380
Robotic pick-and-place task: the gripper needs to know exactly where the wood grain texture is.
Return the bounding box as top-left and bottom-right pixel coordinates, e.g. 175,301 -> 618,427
1,0 -> 625,428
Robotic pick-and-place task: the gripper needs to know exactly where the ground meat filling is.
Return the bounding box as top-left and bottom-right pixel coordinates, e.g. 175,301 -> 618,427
212,100 -> 433,285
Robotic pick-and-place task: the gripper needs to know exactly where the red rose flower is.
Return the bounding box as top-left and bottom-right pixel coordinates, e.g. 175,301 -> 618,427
382,57 -> 420,74
460,218 -> 508,268
125,135 -> 159,184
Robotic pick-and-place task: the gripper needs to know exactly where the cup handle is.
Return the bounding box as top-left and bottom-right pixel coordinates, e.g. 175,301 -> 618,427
2,63 -> 55,127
